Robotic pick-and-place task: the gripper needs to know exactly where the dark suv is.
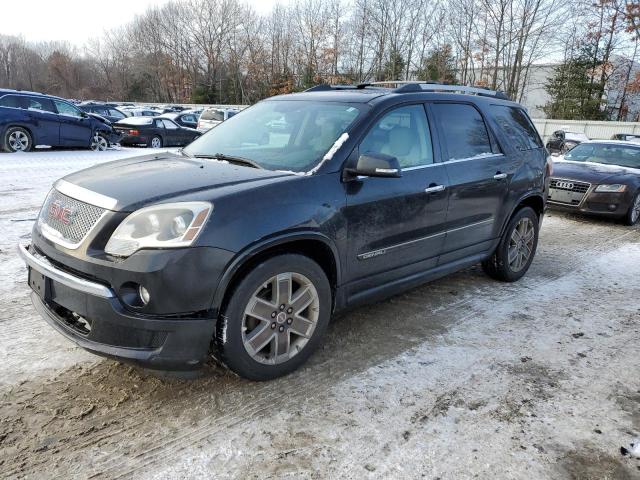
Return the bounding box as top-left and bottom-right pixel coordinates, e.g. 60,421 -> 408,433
0,89 -> 120,152
19,82 -> 549,380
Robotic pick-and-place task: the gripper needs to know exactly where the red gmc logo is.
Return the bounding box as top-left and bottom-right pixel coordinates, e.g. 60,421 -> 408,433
48,200 -> 75,225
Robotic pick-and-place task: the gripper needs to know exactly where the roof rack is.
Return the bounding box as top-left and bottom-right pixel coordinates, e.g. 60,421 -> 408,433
368,81 -> 511,100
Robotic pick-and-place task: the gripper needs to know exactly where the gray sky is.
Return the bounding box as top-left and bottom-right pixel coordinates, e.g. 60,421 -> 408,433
0,0 -> 286,46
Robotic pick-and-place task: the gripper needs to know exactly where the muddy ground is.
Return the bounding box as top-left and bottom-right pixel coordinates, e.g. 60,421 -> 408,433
0,150 -> 639,479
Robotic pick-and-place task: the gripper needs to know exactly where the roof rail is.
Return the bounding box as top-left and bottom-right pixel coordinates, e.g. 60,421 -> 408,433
304,84 -> 365,92
368,81 -> 511,100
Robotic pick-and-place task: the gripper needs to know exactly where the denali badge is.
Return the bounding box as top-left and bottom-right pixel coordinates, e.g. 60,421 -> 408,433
48,200 -> 76,225
555,181 -> 574,190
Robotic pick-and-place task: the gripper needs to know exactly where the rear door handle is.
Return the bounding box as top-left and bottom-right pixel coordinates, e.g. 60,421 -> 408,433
424,184 -> 446,194
493,173 -> 508,180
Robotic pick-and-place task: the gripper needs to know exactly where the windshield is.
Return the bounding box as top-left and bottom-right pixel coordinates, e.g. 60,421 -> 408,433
564,143 -> 640,169
184,100 -> 363,172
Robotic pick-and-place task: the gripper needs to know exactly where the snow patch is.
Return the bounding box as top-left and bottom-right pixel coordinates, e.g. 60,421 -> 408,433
306,132 -> 349,176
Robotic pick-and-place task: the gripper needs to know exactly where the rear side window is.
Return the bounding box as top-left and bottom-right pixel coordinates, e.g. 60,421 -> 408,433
25,96 -> 56,113
432,103 -> 493,161
490,106 -> 542,151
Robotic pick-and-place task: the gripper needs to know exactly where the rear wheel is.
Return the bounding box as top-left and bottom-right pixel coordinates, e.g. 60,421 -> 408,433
3,127 -> 32,152
216,254 -> 331,381
90,133 -> 108,151
482,206 -> 539,282
624,191 -> 640,226
149,136 -> 162,148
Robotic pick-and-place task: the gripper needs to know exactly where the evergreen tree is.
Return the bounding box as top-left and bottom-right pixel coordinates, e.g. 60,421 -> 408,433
416,45 -> 457,84
542,46 -> 606,120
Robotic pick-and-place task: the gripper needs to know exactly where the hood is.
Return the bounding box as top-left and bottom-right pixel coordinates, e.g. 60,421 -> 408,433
58,152 -> 294,211
553,157 -> 640,184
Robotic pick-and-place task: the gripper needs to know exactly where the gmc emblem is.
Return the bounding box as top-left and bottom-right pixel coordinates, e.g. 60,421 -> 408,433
48,200 -> 75,225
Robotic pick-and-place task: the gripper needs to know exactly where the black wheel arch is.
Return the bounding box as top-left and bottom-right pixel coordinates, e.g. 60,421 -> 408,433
499,193 -> 545,238
212,231 -> 340,316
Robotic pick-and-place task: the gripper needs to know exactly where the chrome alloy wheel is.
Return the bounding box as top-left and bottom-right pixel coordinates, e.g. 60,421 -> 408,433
90,134 -> 108,151
150,137 -> 162,148
8,130 -> 29,151
242,272 -> 320,365
631,194 -> 640,224
508,217 -> 535,272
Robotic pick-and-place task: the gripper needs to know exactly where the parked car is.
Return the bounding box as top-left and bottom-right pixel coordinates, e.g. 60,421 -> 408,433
611,133 -> 640,142
197,107 -> 238,132
78,102 -> 128,123
0,88 -> 120,152
114,116 -> 200,147
158,111 -> 199,129
19,82 -> 549,380
546,130 -> 589,154
548,140 -> 640,225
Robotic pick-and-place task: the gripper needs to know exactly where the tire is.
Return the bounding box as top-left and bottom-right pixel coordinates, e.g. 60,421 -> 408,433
149,136 -> 162,148
3,127 -> 33,152
624,190 -> 640,226
482,206 -> 539,282
90,133 -> 108,151
216,254 -> 331,381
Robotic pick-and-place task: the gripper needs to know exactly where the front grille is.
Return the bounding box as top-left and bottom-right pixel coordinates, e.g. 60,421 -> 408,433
39,189 -> 105,245
549,178 -> 590,193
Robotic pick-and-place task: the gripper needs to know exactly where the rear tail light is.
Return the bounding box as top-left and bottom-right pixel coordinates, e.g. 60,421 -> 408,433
128,129 -> 140,135
197,122 -> 201,129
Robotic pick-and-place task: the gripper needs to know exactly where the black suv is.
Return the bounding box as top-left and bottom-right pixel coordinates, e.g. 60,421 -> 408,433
19,82 -> 549,380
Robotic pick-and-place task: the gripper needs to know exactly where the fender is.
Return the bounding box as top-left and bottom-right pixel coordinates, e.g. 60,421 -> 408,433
499,190 -> 545,237
210,230 -> 341,311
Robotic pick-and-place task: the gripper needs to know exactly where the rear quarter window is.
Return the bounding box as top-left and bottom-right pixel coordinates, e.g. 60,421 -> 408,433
490,106 -> 542,151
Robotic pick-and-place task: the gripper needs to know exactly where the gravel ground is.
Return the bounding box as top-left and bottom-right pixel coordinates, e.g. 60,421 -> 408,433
0,149 -> 639,479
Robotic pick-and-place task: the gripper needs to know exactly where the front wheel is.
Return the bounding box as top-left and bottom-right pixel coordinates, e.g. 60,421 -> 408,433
3,127 -> 33,152
624,191 -> 640,226
90,133 -> 108,151
216,254 -> 331,381
482,206 -> 539,282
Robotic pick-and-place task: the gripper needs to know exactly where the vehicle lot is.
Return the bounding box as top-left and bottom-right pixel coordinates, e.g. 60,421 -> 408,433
0,150 -> 639,479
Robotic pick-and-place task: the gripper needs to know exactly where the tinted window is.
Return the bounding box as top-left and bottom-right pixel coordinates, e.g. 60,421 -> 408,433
360,105 -> 433,168
490,106 -> 542,151
54,100 -> 82,117
181,114 -> 196,123
0,95 -> 23,108
564,143 -> 640,169
25,96 -> 56,113
226,111 -> 237,119
432,103 -> 493,160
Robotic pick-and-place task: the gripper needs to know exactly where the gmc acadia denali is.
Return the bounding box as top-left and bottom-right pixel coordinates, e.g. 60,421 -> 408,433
19,82 -> 550,380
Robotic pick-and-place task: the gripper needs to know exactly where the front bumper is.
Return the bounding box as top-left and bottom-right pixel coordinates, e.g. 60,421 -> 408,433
548,191 -> 631,217
19,243 -> 218,371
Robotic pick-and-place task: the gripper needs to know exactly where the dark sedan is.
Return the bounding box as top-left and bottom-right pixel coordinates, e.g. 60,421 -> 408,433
114,117 -> 200,148
548,140 -> 640,225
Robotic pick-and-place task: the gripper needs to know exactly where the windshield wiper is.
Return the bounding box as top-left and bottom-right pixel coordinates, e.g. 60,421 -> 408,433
178,148 -> 194,158
193,153 -> 263,169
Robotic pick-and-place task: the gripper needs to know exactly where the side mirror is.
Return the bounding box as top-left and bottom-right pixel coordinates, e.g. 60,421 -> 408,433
345,153 -> 402,179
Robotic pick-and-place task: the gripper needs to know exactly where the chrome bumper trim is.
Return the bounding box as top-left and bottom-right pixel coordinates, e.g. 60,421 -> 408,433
18,244 -> 114,298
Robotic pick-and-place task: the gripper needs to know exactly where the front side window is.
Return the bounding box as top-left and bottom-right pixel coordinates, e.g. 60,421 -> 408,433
108,109 -> 125,119
184,100 -> 363,173
54,100 -> 82,117
490,106 -> 542,151
432,103 -> 493,161
359,105 -> 433,168
181,114 -> 196,123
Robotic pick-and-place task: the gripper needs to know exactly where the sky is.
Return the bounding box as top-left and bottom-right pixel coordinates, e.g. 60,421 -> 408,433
0,0 -> 286,46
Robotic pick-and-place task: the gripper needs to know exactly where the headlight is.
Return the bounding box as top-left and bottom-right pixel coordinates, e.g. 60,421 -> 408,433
594,184 -> 626,193
105,202 -> 212,257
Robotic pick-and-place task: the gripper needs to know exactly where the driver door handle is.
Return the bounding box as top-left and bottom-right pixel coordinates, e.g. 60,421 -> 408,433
424,184 -> 446,194
493,172 -> 508,180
